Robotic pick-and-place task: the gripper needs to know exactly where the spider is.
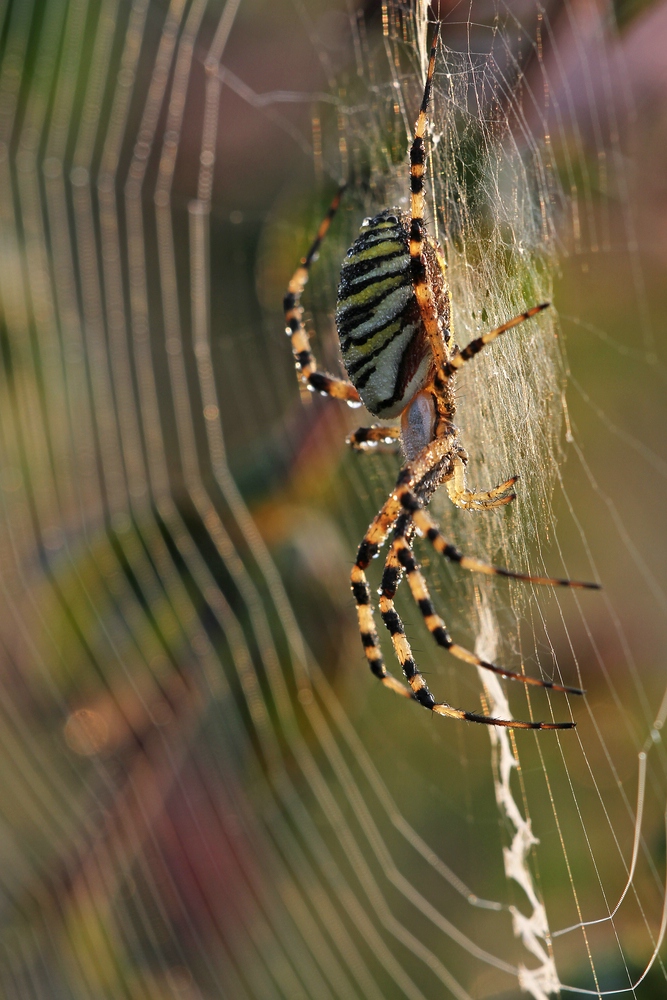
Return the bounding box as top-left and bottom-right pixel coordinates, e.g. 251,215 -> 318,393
283,22 -> 600,730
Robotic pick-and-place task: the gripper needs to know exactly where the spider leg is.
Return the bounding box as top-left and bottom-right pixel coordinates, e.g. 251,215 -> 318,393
350,486 -> 413,700
447,453 -> 517,510
346,425 -> 401,452
350,434 -> 454,656
349,440 -> 453,695
351,449 -> 579,726
284,186 -> 361,404
396,472 -> 601,591
442,303 -> 550,378
385,517 -> 584,698
408,22 -> 450,377
374,518 -> 576,729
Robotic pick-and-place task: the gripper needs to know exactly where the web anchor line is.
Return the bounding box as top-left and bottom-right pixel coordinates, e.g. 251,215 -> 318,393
558,804 -> 667,995
553,752 -> 647,940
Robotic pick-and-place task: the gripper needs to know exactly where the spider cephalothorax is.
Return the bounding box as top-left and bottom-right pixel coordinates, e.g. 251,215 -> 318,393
283,21 -> 599,730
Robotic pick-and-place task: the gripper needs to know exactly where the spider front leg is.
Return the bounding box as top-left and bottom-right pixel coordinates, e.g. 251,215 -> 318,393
441,303 -> 551,378
284,186 -> 361,405
446,452 -> 518,511
375,516 -> 576,729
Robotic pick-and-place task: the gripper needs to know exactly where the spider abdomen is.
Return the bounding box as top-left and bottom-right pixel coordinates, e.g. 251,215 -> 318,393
336,209 -> 436,419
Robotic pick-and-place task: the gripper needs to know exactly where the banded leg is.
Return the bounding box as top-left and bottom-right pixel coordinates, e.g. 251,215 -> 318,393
375,520 -> 576,728
349,441 -> 452,698
346,425 -> 401,452
408,22 -> 449,375
387,520 -> 584,698
442,303 -> 550,378
395,472 -> 601,591
350,488 -> 414,700
446,453 -> 517,511
284,186 -> 362,403
351,432 -> 536,702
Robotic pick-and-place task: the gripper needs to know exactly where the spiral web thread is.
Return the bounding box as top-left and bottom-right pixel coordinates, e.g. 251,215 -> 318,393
0,0 -> 665,998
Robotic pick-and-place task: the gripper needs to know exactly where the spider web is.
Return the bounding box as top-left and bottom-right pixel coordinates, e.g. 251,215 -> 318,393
0,0 -> 665,998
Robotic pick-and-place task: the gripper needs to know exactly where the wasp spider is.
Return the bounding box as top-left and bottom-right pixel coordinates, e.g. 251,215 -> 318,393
283,22 -> 599,730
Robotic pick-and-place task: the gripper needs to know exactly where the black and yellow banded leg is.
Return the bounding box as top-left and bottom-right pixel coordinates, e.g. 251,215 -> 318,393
346,425 -> 401,452
284,186 -> 362,404
408,22 -> 449,375
442,303 -> 550,378
352,431 -> 454,564
446,454 -> 517,510
389,526 -> 584,698
350,433 -> 501,710
374,527 -> 576,728
379,518 -> 408,603
350,491 -> 417,702
377,517 -> 424,692
396,475 -> 600,591
350,559 -> 411,701
380,517 -> 575,729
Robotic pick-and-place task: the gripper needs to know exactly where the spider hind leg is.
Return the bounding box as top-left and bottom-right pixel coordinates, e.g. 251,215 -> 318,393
387,518 -> 584,699
397,475 -> 600,591
375,521 -> 577,729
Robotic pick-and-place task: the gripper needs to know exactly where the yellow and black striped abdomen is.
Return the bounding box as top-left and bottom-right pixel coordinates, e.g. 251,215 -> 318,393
336,210 -> 432,419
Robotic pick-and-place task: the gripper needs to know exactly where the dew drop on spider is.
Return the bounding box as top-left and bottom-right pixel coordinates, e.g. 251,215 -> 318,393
346,399 -> 362,409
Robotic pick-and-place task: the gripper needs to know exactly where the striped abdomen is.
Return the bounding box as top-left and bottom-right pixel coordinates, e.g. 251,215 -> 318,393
336,209 -> 444,418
